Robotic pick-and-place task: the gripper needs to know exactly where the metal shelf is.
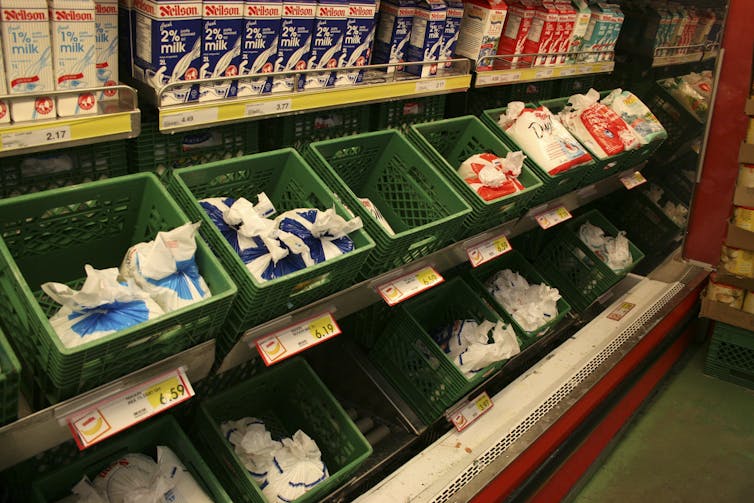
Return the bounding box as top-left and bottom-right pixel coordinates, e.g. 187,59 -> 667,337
0,85 -> 141,157
650,43 -> 721,68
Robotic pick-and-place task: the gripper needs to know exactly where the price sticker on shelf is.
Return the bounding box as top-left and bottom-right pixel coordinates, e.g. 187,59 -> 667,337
415,79 -> 446,92
466,234 -> 512,268
534,68 -> 554,79
161,108 -> 218,129
246,99 -> 293,117
1,125 -> 72,150
377,266 -> 444,306
620,171 -> 647,190
559,67 -> 576,77
255,312 -> 341,366
449,392 -> 494,432
477,72 -> 521,86
535,206 -> 572,230
65,368 -> 194,450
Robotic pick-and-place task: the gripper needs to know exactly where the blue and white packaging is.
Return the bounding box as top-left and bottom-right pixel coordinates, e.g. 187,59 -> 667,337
237,0 -> 281,96
371,0 -> 414,73
432,319 -> 520,378
117,0 -> 133,79
333,0 -> 376,86
133,0 -> 203,104
439,0 -> 461,72
272,0 -> 316,92
275,208 -> 363,265
95,0 -> 118,102
405,0 -> 445,77
304,0 -> 348,89
199,0 -> 243,101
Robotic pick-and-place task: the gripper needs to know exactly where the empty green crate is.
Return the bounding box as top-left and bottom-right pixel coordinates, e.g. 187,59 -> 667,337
0,141 -> 128,198
130,120 -> 260,176
0,327 -> 20,426
705,322 -> 754,391
558,76 -> 596,97
167,149 -> 374,352
370,277 -> 512,424
465,250 -> 571,342
481,105 -> 594,204
640,83 -> 703,158
0,174 -> 237,404
306,131 -> 471,277
372,95 -> 446,131
267,106 -> 371,151
30,415 -> 231,503
408,116 -> 543,236
508,80 -> 555,103
536,210 -> 644,312
195,358 -> 372,503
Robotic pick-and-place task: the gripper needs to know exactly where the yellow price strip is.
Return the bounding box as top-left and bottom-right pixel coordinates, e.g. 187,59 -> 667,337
466,234 -> 512,268
377,266 -> 445,306
620,171 -> 647,190
449,391 -> 494,432
255,312 -> 341,366
535,206 -> 572,230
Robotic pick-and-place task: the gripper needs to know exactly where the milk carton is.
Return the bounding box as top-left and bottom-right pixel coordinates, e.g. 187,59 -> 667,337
567,0 -> 590,62
237,0 -> 280,96
95,0 -> 118,101
455,0 -> 507,71
602,3 -> 622,60
522,1 -> 558,66
133,0 -> 203,104
579,3 -> 610,62
272,0 -> 315,92
118,0 -> 132,77
693,8 -> 715,46
305,0 -> 348,88
553,1 -> 575,64
0,39 -> 10,123
0,0 -> 56,121
495,0 -> 535,68
371,0 -> 415,73
199,0 -> 243,101
438,0 -> 461,71
405,0 -> 446,77
334,0 -> 376,86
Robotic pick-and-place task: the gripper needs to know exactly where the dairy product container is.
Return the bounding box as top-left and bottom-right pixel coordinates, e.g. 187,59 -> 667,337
553,0 -> 575,64
495,0 -> 535,68
371,0 -> 415,73
118,0 -> 132,78
693,8 -> 715,46
522,1 -> 558,66
567,0 -> 590,62
438,0 -> 460,71
454,0 -> 507,71
272,0 -> 316,92
237,0 -> 281,95
133,0 -> 203,104
95,0 -> 118,100
305,0 -> 348,88
333,0 -> 376,85
405,0 -> 446,77
579,2 -> 611,61
199,0 -> 243,101
0,38 -> 10,122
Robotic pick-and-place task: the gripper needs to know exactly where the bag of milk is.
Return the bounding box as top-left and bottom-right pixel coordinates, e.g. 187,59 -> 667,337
223,418 -> 282,485
557,89 -> 641,159
457,152 -> 526,201
120,223 -> 211,312
263,430 -> 329,502
499,102 -> 593,175
432,319 -> 520,378
275,208 -> 363,264
601,89 -> 667,145
55,477 -> 105,503
486,269 -> 561,332
42,266 -> 165,348
578,222 -> 632,272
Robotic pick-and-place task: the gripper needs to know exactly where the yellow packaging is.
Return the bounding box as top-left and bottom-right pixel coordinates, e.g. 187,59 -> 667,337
738,164 -> 754,189
707,278 -> 744,309
743,291 -> 754,314
733,206 -> 754,231
721,246 -> 754,278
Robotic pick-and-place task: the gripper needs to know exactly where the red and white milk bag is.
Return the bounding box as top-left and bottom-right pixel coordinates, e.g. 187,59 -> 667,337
457,151 -> 526,201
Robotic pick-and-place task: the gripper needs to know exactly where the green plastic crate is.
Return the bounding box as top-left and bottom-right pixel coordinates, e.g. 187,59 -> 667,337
267,106 -> 371,151
465,250 -> 571,342
306,131 -> 471,277
536,210 -> 645,312
167,149 -> 374,352
0,327 -> 20,426
372,95 -> 446,131
408,116 -> 543,236
705,322 -> 754,391
0,174 -> 237,404
558,76 -> 596,97
480,105 -> 594,205
0,141 -> 128,198
370,277 -> 512,424
130,119 -> 260,176
195,358 -> 372,503
30,415 -> 231,503
639,83 -> 704,159
508,80 -> 556,103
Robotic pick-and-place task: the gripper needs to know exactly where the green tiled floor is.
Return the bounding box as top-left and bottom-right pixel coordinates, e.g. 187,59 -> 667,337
571,340 -> 754,503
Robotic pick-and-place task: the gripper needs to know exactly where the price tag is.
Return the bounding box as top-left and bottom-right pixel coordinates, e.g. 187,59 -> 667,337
255,312 -> 341,366
559,68 -> 576,76
415,79 -> 446,92
535,206 -> 572,229
161,108 -> 218,129
66,368 -> 194,450
534,68 -> 554,79
377,266 -> 444,306
607,301 -> 636,321
449,392 -> 494,432
477,72 -> 520,86
466,234 -> 512,268
1,125 -> 72,150
245,99 -> 293,117
620,171 -> 647,190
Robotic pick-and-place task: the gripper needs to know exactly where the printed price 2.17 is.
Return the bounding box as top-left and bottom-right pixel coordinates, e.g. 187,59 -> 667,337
45,129 -> 67,142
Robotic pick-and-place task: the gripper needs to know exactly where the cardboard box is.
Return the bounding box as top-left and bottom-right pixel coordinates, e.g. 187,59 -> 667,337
739,142 -> 754,165
405,0 -> 446,77
522,1 -> 558,66
495,0 -> 534,68
701,292 -> 754,332
371,0 -> 415,73
727,222 -> 754,252
455,0 -> 508,71
714,268 -> 754,292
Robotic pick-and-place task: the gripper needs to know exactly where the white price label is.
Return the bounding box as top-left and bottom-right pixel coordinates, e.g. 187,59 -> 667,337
66,368 -> 194,450
477,72 -> 521,86
535,68 -> 554,79
245,99 -> 293,117
559,68 -> 576,77
377,266 -> 444,306
1,125 -> 72,150
415,79 -> 446,92
607,301 -> 636,321
466,234 -> 512,268
449,392 -> 494,432
620,171 -> 647,190
535,206 -> 572,229
161,108 -> 218,129
255,312 -> 341,366
575,65 -> 590,74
